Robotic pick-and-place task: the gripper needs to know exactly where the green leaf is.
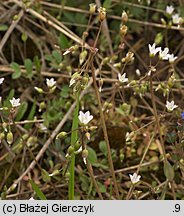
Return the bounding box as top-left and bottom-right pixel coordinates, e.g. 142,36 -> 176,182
11,62 -> 21,79
98,182 -> 106,193
52,50 -> 62,64
15,102 -> 28,121
29,180 -> 47,200
24,58 -> 33,78
58,34 -> 69,49
103,0 -> 112,9
87,147 -> 97,164
60,85 -> 70,98
69,93 -> 79,200
164,160 -> 175,181
99,141 -> 107,155
0,25 -> 8,31
3,89 -> 15,108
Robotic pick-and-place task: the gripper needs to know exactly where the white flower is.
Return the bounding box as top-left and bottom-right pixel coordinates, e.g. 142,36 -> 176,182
129,173 -> 141,184
148,43 -> 161,57
168,54 -> 178,63
0,78 -> 4,85
172,14 -> 182,25
10,97 -> 21,107
166,100 -> 178,111
46,78 -> 56,88
159,47 -> 170,60
78,111 -> 93,125
166,5 -> 174,15
118,73 -> 128,83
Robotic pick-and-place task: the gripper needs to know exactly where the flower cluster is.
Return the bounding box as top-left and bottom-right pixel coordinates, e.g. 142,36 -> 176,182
165,5 -> 183,26
148,43 -> 177,63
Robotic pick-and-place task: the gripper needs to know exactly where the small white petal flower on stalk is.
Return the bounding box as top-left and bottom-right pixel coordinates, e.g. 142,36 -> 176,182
46,78 -> 56,88
168,54 -> 178,63
129,173 -> 141,184
10,97 -> 21,107
78,111 -> 93,125
118,73 -> 128,83
0,78 -> 4,85
172,14 -> 182,25
166,100 -> 178,112
166,5 -> 174,15
159,47 -> 170,60
148,43 -> 161,57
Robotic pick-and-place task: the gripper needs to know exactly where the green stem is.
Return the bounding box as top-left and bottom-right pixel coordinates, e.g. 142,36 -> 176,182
68,93 -> 79,200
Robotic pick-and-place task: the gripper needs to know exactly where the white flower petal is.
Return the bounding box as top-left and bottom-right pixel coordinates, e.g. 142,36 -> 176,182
10,97 -> 21,107
166,5 -> 174,15
78,110 -> 93,125
0,78 -> 4,85
46,78 -> 56,88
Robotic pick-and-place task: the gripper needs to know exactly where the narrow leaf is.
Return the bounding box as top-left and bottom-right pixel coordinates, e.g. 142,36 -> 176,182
29,180 -> 47,200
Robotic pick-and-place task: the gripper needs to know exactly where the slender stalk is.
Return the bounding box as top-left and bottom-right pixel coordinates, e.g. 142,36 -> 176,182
150,74 -> 167,162
81,129 -> 103,200
68,93 -> 79,200
91,62 -> 120,199
86,161 -> 103,200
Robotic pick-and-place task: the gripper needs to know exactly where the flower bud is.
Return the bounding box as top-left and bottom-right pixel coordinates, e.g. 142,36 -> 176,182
121,11 -> 128,23
34,87 -> 43,94
98,78 -> 103,92
65,172 -> 70,178
82,149 -> 88,158
79,50 -> 88,65
56,131 -> 67,139
82,76 -> 89,86
7,131 -> 13,145
98,7 -> 106,22
102,57 -> 110,65
2,122 -> 8,131
74,141 -> 81,151
67,146 -> 74,155
27,136 -> 37,147
66,66 -> 72,73
168,74 -> 176,88
122,51 -> 134,64
120,25 -> 128,37
39,101 -> 46,112
113,62 -> 121,68
89,3 -> 96,14
89,126 -> 97,131
85,132 -> 91,140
